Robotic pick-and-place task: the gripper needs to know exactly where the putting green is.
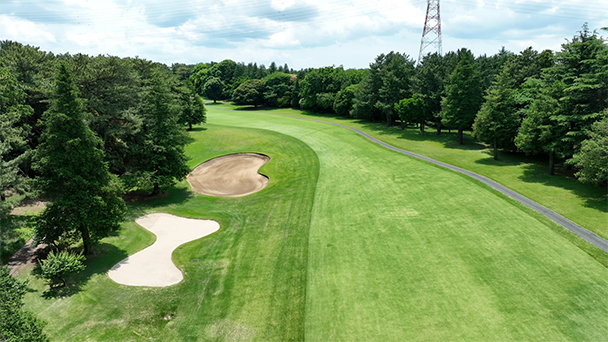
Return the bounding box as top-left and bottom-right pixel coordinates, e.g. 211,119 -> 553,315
207,107 -> 608,341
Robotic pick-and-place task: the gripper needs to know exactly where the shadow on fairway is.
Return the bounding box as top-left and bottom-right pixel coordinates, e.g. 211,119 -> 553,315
37,243 -> 129,299
125,186 -> 194,220
187,126 -> 207,132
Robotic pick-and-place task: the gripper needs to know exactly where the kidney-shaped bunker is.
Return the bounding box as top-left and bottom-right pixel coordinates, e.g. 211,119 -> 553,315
187,153 -> 270,197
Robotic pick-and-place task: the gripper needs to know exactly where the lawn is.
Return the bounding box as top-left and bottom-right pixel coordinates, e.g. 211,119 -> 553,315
22,125 -> 319,341
206,107 -> 608,341
209,103 -> 608,241
19,107 -> 608,341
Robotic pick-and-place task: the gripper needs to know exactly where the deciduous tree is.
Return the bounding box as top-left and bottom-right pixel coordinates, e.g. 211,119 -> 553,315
232,79 -> 266,107
203,77 -> 224,103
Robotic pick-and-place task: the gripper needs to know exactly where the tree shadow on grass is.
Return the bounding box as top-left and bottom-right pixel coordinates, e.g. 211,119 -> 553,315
188,126 -> 207,132
36,243 -> 128,299
124,185 -> 194,220
518,162 -> 608,211
0,214 -> 35,263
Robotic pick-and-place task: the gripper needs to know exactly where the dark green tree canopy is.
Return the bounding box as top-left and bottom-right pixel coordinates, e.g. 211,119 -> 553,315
0,62 -> 33,202
395,93 -> 430,134
0,267 -> 48,342
203,77 -> 224,103
126,68 -> 191,194
33,63 -> 126,255
573,112 -> 608,185
232,79 -> 266,107
441,48 -> 484,144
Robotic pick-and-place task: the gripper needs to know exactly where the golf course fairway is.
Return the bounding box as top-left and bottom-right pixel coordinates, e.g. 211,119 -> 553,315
22,106 -> 607,342
206,107 -> 607,341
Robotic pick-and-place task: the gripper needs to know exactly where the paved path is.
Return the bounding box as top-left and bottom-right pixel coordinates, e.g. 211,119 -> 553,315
210,105 -> 608,254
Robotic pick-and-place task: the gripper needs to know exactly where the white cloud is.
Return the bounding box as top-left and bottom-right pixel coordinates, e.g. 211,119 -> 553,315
0,0 -> 606,69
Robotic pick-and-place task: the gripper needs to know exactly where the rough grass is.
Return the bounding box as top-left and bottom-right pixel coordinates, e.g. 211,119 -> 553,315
22,125 -> 319,341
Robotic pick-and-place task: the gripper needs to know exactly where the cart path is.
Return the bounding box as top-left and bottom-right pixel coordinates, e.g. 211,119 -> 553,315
209,105 -> 608,254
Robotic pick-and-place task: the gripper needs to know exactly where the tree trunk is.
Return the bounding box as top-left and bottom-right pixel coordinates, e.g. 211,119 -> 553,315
457,129 -> 464,145
493,138 -> 498,160
188,122 -> 193,130
213,99 -> 217,103
152,183 -> 161,195
386,114 -> 391,128
436,118 -> 442,135
420,123 -> 425,136
548,150 -> 555,175
80,226 -> 93,256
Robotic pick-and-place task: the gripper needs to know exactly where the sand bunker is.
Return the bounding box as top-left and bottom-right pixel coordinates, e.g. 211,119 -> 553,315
187,153 -> 270,197
108,213 -> 220,287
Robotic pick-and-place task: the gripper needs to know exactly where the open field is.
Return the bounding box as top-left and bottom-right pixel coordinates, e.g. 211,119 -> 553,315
19,107 -> 608,341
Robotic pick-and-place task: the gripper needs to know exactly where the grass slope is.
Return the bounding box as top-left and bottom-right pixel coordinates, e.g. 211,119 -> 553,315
207,107 -> 608,341
23,125 -> 319,341
210,104 -> 607,241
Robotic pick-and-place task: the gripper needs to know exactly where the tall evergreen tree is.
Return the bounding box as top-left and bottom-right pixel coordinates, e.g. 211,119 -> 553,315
352,52 -> 415,125
516,25 -> 607,174
178,87 -> 206,130
441,48 -> 483,145
473,67 -> 520,160
0,62 -> 33,203
127,69 -> 190,194
572,113 -> 608,185
33,64 -> 126,255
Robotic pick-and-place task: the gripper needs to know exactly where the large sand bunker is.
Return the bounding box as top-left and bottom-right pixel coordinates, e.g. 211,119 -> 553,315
108,213 -> 220,287
187,153 -> 270,197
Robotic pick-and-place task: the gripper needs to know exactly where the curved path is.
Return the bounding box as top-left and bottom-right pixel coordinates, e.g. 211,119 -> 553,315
210,105 -> 608,253
283,114 -> 608,253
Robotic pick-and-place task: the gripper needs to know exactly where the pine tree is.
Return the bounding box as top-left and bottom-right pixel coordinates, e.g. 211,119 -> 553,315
0,62 -> 33,203
441,49 -> 483,145
128,69 -> 190,194
33,64 -> 126,255
473,68 -> 520,160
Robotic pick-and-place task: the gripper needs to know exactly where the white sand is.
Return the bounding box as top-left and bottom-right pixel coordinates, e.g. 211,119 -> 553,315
108,213 -> 220,287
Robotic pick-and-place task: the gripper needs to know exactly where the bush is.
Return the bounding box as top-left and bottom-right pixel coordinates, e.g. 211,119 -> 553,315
0,266 -> 48,342
39,250 -> 85,287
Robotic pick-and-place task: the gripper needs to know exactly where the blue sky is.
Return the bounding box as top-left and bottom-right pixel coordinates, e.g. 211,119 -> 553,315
1,0 -> 606,69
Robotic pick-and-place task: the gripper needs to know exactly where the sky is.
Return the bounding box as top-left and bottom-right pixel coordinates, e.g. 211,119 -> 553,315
1,0 -> 607,70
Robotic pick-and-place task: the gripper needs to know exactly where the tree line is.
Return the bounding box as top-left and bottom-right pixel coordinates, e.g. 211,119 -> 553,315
193,25 -> 607,184
0,42 -> 209,255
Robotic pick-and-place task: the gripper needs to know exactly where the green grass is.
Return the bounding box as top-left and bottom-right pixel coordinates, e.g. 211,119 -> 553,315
208,103 -> 608,241
1,195 -> 37,263
207,107 -> 607,341
19,107 -> 608,341
22,125 -> 319,341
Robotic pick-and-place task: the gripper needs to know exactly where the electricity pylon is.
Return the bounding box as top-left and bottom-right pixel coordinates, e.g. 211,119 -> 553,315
417,0 -> 442,64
